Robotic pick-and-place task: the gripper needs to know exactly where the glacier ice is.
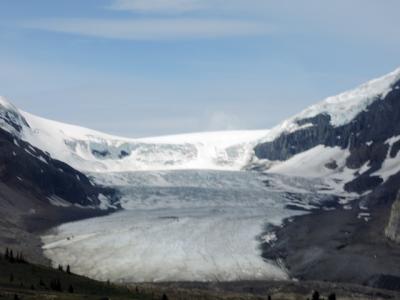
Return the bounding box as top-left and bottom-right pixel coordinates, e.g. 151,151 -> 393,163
42,170 -> 336,282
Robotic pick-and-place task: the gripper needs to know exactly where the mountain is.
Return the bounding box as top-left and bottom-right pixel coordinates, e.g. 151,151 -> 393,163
255,67 -> 400,199
2,68 -> 400,190
1,68 -> 400,288
0,96 -> 269,172
0,99 -> 119,264
252,68 -> 400,288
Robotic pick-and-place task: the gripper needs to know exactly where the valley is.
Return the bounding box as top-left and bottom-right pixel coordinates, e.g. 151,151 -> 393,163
41,170 -> 336,282
1,67 -> 400,296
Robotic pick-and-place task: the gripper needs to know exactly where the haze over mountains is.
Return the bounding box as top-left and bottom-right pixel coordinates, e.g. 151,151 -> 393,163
1,68 -> 400,287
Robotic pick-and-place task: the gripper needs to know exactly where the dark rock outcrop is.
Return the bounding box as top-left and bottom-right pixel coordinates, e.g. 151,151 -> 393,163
0,127 -> 119,208
255,79 -> 400,196
258,75 -> 400,290
0,100 -> 29,134
0,122 -> 120,264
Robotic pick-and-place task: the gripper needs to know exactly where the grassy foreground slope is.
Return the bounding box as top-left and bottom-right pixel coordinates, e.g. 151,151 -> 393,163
0,253 -> 151,300
2,251 -> 400,300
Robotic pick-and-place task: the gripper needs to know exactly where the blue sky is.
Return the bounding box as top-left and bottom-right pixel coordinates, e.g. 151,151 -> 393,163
0,0 -> 399,137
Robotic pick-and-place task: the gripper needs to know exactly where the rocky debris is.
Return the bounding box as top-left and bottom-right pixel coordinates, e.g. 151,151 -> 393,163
386,191 -> 400,243
262,196 -> 400,290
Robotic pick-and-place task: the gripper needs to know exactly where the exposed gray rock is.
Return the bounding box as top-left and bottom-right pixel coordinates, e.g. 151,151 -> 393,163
386,191 -> 400,243
255,78 -> 400,195
0,127 -> 120,209
0,100 -> 29,134
0,118 -> 121,264
257,77 -> 400,289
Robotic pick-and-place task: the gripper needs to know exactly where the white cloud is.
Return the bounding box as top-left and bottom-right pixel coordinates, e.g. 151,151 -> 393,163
108,0 -> 205,13
20,1 -> 400,44
22,18 -> 273,40
107,0 -> 400,46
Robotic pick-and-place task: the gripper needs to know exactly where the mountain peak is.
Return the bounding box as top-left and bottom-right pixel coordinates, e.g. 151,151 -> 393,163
299,67 -> 400,127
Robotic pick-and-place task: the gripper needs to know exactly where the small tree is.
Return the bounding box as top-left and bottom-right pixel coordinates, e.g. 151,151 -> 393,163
50,278 -> 62,292
16,252 -> 22,263
312,291 -> 320,300
5,248 -> 9,259
328,293 -> 336,300
66,265 -> 71,274
39,278 -> 45,287
9,250 -> 15,263
58,264 -> 64,272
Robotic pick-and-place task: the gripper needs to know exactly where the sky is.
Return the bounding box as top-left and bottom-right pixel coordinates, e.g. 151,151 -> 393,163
0,0 -> 399,138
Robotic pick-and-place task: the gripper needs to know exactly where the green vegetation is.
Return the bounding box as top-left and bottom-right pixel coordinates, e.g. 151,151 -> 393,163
0,248 -> 391,300
0,248 -> 152,300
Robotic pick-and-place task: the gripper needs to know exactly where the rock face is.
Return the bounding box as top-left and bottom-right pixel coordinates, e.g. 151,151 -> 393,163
0,127 -> 119,208
255,78 -> 400,196
0,99 -> 30,134
386,192 -> 400,243
256,70 -> 400,289
0,109 -> 120,264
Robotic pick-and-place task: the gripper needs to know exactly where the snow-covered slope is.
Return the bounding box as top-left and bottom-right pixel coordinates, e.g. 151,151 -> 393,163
2,68 -> 400,175
1,68 -> 399,175
254,68 -> 400,197
259,67 -> 400,144
7,107 -> 269,172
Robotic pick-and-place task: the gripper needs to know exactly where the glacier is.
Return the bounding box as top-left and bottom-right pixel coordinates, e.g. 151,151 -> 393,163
42,170 -> 335,282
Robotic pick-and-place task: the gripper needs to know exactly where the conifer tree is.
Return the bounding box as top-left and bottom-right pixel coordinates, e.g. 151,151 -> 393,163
39,278 -> 45,287
312,291 -> 320,300
50,278 -> 62,292
9,250 -> 15,263
328,293 -> 336,300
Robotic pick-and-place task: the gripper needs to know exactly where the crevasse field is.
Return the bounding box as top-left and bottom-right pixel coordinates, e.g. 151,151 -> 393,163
42,170 -> 336,282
